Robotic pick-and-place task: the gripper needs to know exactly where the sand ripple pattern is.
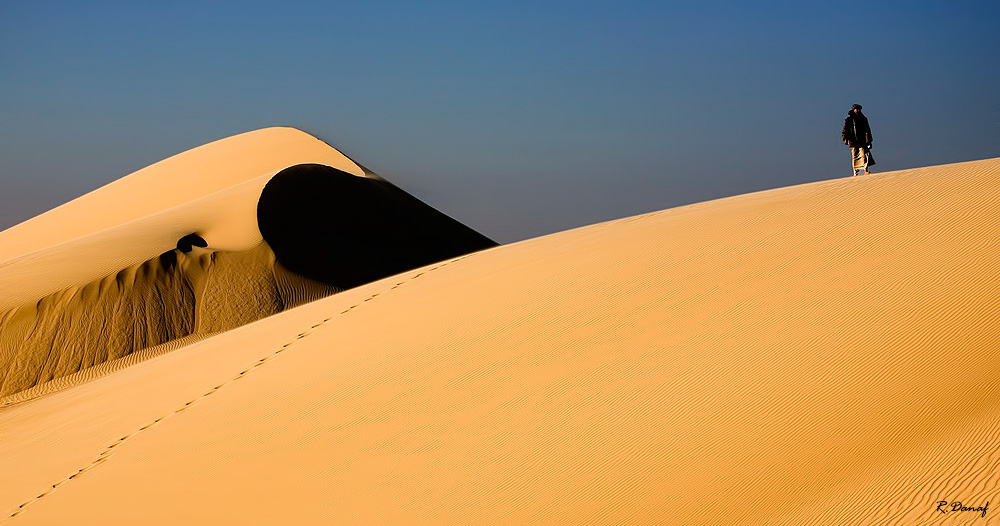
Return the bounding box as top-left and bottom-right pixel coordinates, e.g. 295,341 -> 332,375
0,242 -> 336,398
3,158 -> 1000,524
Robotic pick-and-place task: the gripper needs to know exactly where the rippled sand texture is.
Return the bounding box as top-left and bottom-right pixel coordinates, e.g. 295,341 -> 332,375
1,152 -> 998,524
0,242 -> 334,397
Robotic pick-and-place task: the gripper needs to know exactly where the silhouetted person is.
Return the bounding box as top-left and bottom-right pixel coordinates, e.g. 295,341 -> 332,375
842,103 -> 875,176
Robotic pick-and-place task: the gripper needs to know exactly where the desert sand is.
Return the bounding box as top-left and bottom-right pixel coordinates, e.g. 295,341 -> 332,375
1,128 -> 998,524
0,128 -> 493,397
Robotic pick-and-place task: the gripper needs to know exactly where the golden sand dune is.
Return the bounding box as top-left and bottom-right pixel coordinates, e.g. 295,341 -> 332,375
1,133 -> 998,524
0,128 -> 495,397
0,127 -> 365,308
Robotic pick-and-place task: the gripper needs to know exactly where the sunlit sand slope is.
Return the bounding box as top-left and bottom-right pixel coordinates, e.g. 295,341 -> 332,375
0,127 -> 365,310
1,158 -> 998,524
0,128 -> 495,398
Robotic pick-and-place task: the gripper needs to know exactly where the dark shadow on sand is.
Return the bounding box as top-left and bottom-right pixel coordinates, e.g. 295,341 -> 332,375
257,163 -> 497,290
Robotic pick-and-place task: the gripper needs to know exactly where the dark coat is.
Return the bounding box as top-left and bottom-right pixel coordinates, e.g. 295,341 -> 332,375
842,110 -> 873,148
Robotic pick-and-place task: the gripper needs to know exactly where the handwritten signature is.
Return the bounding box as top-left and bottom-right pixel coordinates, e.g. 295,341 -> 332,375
936,501 -> 989,518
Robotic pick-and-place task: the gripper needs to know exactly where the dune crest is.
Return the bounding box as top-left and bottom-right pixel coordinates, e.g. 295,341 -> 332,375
0,128 -> 496,399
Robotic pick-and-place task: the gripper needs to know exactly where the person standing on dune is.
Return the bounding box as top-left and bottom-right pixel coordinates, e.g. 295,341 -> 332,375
842,103 -> 875,176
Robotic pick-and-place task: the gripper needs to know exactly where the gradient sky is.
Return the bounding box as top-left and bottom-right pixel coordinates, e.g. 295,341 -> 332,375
2,1 -> 998,243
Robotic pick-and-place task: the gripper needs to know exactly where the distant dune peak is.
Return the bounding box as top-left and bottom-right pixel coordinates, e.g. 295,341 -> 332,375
0,131 -> 496,400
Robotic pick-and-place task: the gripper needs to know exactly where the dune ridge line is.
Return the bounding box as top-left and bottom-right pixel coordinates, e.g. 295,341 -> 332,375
0,130 -> 496,399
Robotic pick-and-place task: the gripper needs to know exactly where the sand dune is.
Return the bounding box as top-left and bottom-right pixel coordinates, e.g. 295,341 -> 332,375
0,127 -> 364,309
1,131 -> 998,524
0,128 -> 495,397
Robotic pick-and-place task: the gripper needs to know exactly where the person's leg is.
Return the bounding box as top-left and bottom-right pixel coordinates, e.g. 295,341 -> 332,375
851,147 -> 865,176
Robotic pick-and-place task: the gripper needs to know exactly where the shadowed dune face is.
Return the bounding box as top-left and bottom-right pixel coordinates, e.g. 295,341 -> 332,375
0,251 -> 196,397
0,243 -> 337,398
257,163 -> 497,289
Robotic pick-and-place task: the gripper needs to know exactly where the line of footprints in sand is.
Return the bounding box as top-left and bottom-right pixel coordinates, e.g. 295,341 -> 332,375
7,255 -> 471,520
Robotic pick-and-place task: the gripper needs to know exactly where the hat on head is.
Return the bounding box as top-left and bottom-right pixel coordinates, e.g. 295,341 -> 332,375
852,103 -> 863,110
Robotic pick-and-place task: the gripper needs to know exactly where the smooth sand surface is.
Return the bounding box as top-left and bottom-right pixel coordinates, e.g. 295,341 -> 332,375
0,127 -> 363,311
1,154 -> 999,524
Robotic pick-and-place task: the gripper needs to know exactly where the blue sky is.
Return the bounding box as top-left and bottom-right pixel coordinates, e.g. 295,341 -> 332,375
1,1 -> 997,242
